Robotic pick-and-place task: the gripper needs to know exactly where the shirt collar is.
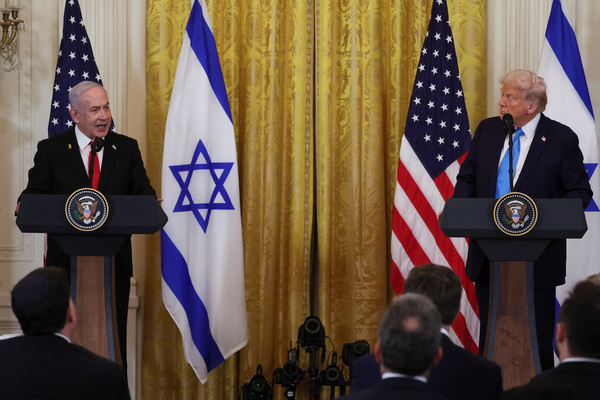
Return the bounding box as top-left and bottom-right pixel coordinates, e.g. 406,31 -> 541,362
74,126 -> 105,152
75,125 -> 93,151
518,113 -> 541,140
54,332 -> 71,343
381,371 -> 427,383
561,357 -> 600,364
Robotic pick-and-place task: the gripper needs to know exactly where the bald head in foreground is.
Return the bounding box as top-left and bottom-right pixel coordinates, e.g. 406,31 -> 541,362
340,293 -> 449,400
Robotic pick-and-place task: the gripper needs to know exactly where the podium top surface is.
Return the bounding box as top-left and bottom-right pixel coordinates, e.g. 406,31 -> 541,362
440,197 -> 587,239
16,194 -> 167,235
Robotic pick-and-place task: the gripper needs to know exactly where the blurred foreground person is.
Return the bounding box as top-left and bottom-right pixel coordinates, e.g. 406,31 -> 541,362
0,267 -> 130,400
501,280 -> 600,399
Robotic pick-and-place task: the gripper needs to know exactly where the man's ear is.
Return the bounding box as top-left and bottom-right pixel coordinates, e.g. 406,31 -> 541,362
66,300 -> 76,325
431,346 -> 443,368
69,108 -> 79,123
556,322 -> 567,344
527,101 -> 539,114
374,342 -> 382,364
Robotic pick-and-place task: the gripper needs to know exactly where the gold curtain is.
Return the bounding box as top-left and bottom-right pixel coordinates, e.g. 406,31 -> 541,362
314,0 -> 487,358
144,0 -> 486,398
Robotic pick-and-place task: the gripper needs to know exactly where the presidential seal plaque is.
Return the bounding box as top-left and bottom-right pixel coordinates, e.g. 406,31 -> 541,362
493,192 -> 538,236
65,188 -> 109,231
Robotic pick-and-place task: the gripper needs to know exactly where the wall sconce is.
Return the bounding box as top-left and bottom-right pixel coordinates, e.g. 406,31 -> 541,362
1,2 -> 24,72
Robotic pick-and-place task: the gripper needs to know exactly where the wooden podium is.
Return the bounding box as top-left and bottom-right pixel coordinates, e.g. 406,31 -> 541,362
16,193 -> 167,364
439,197 -> 587,389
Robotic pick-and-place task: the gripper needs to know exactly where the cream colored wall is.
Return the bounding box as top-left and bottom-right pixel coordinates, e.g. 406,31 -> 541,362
0,1 -> 147,398
486,0 -> 600,123
1,0 -> 149,288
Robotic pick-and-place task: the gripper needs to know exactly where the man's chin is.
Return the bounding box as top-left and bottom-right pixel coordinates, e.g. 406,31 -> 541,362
94,130 -> 109,138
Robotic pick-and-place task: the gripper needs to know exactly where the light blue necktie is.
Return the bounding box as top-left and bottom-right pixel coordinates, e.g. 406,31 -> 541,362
495,127 -> 524,198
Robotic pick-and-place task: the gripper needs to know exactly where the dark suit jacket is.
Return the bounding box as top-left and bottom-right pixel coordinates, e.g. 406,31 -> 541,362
349,352 -> 382,393
0,335 -> 130,399
341,377 -> 449,400
500,361 -> 600,400
18,128 -> 156,363
19,127 -> 156,278
350,335 -> 503,400
430,335 -> 502,400
453,114 -> 592,287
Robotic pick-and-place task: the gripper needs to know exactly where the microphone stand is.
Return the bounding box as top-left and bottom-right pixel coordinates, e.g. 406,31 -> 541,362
88,138 -> 104,187
505,124 -> 516,193
89,148 -> 97,187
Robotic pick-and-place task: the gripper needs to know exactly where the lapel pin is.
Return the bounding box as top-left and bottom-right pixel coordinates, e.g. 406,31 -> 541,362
68,144 -> 72,149
112,144 -> 117,150
541,136 -> 546,142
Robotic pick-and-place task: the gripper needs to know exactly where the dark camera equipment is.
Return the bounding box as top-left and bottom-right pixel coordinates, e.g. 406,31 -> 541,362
296,316 -> 328,399
241,364 -> 273,400
273,345 -> 305,399
319,351 -> 347,399
342,340 -> 370,364
298,315 -> 326,349
342,340 -> 370,382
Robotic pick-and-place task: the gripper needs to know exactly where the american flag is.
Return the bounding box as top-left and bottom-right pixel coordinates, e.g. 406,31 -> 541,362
390,0 -> 479,352
48,0 -> 112,137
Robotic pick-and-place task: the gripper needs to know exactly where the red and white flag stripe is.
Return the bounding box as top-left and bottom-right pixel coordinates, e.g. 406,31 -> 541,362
391,139 -> 479,352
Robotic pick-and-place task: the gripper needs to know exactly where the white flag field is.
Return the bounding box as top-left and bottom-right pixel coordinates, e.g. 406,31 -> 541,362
161,0 -> 247,383
538,0 -> 600,305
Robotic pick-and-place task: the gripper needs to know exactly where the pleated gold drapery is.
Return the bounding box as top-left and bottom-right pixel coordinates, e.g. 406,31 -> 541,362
144,0 -> 486,398
314,0 -> 487,362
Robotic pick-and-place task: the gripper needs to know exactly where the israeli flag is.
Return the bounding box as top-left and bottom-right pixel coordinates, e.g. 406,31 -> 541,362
538,0 -> 600,304
161,0 -> 247,383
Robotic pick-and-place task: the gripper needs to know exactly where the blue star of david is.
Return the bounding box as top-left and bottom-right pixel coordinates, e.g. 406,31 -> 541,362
169,139 -> 235,232
585,163 -> 599,212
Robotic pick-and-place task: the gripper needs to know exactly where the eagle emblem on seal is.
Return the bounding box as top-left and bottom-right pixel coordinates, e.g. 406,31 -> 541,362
76,198 -> 100,224
65,189 -> 109,231
494,193 -> 538,236
503,200 -> 529,228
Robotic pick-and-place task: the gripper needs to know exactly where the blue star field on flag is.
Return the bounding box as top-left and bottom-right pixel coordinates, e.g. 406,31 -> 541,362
48,0 -> 113,137
169,139 -> 235,233
404,0 -> 471,180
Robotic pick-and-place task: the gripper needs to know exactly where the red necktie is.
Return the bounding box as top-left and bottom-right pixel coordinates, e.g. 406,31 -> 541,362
88,141 -> 100,189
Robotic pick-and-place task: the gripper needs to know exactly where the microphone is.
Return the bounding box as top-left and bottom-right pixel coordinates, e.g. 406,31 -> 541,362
502,113 -> 515,134
92,137 -> 104,153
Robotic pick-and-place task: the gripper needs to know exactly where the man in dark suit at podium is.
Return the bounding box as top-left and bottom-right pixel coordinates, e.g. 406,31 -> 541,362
0,267 -> 130,399
350,264 -> 502,400
16,80 -> 158,369
452,69 -> 592,370
501,280 -> 600,399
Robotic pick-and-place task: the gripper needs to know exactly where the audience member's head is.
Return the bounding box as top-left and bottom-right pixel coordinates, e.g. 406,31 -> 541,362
556,280 -> 600,360
403,263 -> 462,326
11,267 -> 70,336
376,293 -> 442,377
585,273 -> 600,287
